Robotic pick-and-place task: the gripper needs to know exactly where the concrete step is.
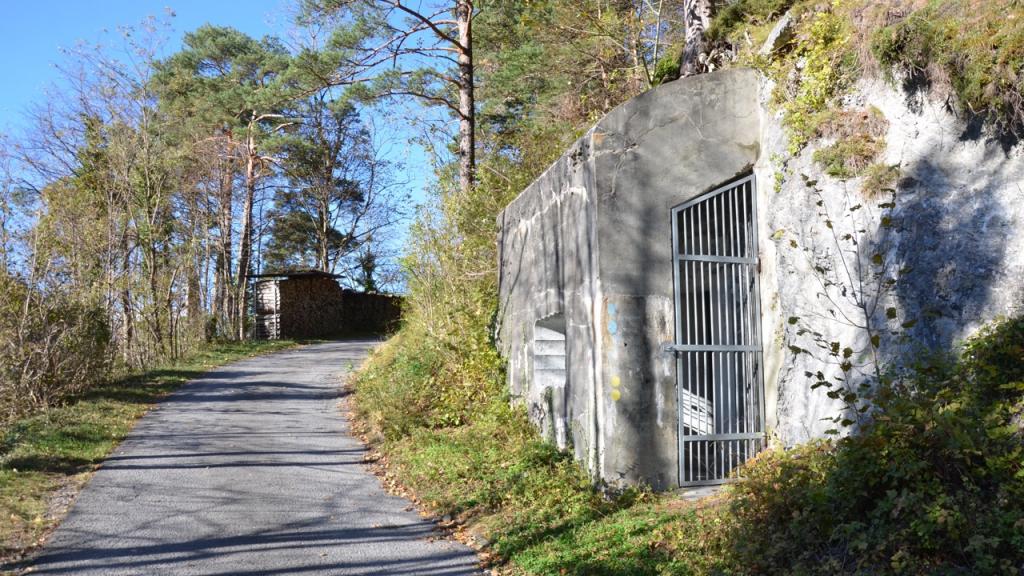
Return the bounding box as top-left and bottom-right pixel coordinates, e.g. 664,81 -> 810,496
534,354 -> 566,370
534,340 -> 566,355
534,368 -> 566,388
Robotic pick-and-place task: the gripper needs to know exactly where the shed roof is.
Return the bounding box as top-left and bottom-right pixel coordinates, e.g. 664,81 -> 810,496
251,270 -> 342,280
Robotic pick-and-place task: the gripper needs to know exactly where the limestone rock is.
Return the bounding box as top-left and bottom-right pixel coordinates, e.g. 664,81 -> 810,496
760,11 -> 794,56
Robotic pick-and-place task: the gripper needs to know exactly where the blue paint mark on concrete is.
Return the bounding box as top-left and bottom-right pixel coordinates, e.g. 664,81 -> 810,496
608,320 -> 618,334
607,303 -> 617,315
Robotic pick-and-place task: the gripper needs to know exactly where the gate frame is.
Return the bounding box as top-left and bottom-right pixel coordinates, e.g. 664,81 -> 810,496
668,173 -> 766,487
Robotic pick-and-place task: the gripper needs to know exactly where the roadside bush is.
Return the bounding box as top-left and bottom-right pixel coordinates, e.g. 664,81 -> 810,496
0,272 -> 111,427
721,316 -> 1024,575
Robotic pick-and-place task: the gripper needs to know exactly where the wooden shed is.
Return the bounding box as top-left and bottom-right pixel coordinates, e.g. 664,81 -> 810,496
253,271 -> 401,339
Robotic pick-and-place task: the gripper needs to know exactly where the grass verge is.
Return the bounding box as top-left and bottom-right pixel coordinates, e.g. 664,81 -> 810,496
351,333 -> 732,575
0,339 -> 298,566
351,317 -> 1024,575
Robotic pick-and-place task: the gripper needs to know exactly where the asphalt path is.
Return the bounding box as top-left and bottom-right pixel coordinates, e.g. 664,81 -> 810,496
26,341 -> 480,575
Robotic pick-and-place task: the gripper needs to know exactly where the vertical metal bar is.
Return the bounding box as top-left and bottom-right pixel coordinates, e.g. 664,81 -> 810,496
712,260 -> 719,347
729,347 -> 734,439
741,181 -> 752,436
677,209 -> 684,344
697,205 -> 704,347
717,193 -> 723,256
743,181 -> 754,470
700,348 -> 708,459
717,194 -> 724,346
703,434 -> 708,482
701,346 -> 707,442
708,350 -> 716,479
719,350 -> 724,480
731,185 -> 740,345
673,206 -> 682,484
741,182 -> 751,342
690,208 -> 697,345
723,187 -> 730,258
684,352 -> 690,483
688,259 -> 694,348
730,186 -> 741,450
717,261 -> 723,349
685,353 -> 690,483
743,182 -> 754,440
698,201 -> 705,256
693,352 -> 699,481
732,351 -> 739,442
690,207 -> 696,351
739,181 -> 750,476
750,180 -> 766,435
712,195 -> 720,344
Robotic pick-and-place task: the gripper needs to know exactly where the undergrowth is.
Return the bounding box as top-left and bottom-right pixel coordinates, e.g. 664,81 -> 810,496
871,0 -> 1024,139
812,106 -> 888,179
355,314 -> 1024,575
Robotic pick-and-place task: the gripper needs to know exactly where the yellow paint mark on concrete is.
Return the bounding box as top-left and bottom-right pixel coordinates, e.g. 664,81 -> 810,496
611,389 -> 621,401
610,375 -> 621,388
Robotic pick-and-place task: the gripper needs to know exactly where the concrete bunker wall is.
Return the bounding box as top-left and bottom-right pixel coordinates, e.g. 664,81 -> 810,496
499,62 -> 1024,489
497,68 -> 762,489
497,134 -> 601,470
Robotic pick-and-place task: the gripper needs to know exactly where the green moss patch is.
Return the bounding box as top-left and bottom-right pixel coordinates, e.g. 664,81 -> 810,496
812,107 -> 889,179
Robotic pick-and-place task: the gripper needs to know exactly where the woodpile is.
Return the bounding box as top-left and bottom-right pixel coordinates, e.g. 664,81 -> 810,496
338,290 -> 402,335
254,272 -> 401,339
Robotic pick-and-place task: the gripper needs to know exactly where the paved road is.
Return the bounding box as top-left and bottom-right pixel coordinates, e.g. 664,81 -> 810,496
26,341 -> 480,576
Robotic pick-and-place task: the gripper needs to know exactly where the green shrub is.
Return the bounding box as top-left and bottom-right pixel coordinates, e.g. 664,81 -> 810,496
0,273 -> 111,427
718,317 -> 1024,575
652,48 -> 681,85
812,133 -> 885,179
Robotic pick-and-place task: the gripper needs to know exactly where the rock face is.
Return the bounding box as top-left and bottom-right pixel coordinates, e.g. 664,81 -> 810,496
497,67 -> 1024,488
757,76 -> 1024,443
760,11 -> 794,56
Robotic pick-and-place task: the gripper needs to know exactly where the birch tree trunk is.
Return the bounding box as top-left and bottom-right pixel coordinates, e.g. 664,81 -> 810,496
456,0 -> 475,197
236,129 -> 257,340
680,0 -> 713,77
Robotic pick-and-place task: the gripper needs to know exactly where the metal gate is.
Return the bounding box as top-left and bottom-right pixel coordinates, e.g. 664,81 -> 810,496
669,174 -> 765,486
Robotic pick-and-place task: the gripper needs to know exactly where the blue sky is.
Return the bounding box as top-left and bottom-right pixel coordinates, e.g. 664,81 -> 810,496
0,1 -> 434,261
0,1 -> 289,123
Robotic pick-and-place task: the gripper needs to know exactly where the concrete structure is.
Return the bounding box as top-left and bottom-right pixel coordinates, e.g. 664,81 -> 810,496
499,36 -> 1024,490
497,69 -> 763,489
498,58 -> 1024,490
